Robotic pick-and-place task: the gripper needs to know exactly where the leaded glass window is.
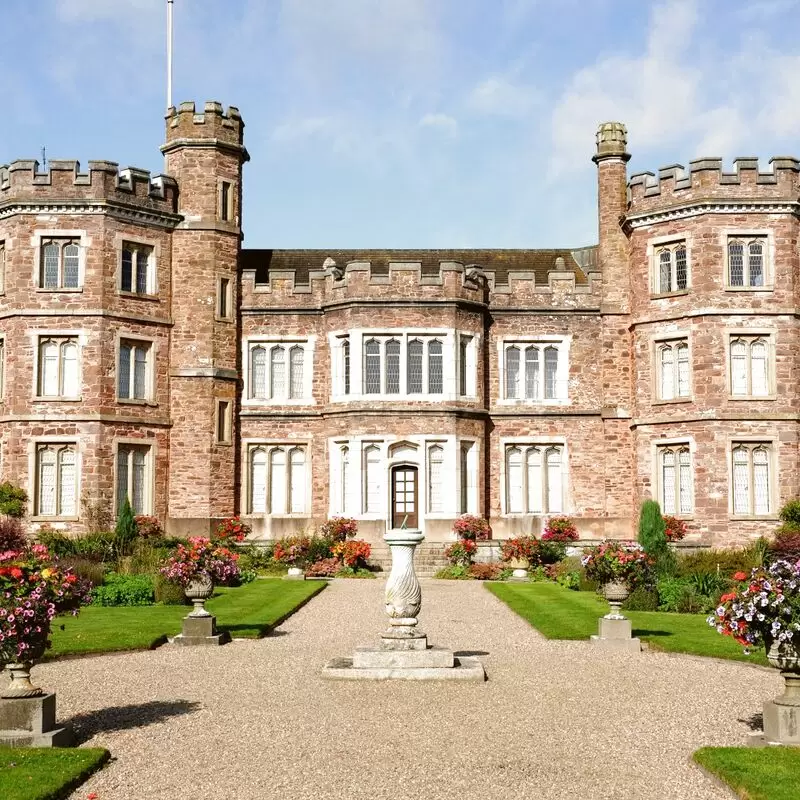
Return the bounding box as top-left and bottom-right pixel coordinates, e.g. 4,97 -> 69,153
40,239 -> 81,289
121,242 -> 153,294
728,237 -> 768,288
250,448 -> 267,513
289,346 -> 304,399
428,445 -> 444,513
658,340 -> 690,400
505,346 -> 520,399
655,243 -> 688,294
428,340 -> 443,394
364,445 -> 382,513
505,343 -> 564,401
506,445 -> 565,514
270,347 -> 285,399
38,337 -> 80,398
659,445 -> 692,515
407,339 -> 423,394
730,336 -> 770,397
385,339 -> 400,394
732,444 -> 772,515
118,340 -> 150,400
364,339 -> 381,394
116,445 -> 151,515
250,346 -> 267,399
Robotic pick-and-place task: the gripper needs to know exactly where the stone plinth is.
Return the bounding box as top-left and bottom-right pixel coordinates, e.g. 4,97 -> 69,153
171,613 -> 230,647
322,528 -> 486,682
590,617 -> 641,653
0,693 -> 74,747
284,567 -> 305,580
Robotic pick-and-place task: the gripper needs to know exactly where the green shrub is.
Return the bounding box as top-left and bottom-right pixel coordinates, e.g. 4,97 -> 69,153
622,587 -> 660,611
638,500 -> 667,555
532,540 -> 567,566
657,577 -> 714,613
555,571 -> 580,591
779,498 -> 800,525
72,531 -> 118,562
434,565 -> 471,580
236,543 -> 275,573
678,547 -> 759,578
0,481 -> 28,518
306,535 -> 334,564
154,573 -> 188,605
114,497 -> 138,556
91,572 -> 155,606
686,570 -> 728,598
578,572 -> 599,592
37,527 -> 77,557
59,556 -> 107,587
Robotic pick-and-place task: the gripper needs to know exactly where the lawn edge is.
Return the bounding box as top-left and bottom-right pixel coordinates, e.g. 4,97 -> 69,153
264,580 -> 327,635
691,749 -> 750,800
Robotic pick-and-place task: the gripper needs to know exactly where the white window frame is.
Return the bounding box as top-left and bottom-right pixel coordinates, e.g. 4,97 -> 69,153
654,335 -> 691,402
497,336 -> 570,405
726,330 -> 775,400
654,440 -> 694,517
116,335 -> 155,403
32,229 -> 90,292
115,440 -> 155,516
32,441 -> 80,519
119,241 -> 156,296
246,443 -> 310,516
35,334 -> 81,400
499,438 -> 568,515
328,329 -> 471,402
728,440 -> 777,518
243,337 -> 316,406
724,231 -> 773,291
647,234 -> 691,297
458,333 -> 477,398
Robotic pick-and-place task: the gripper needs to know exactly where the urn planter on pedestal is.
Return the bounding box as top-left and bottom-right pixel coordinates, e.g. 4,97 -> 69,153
508,558 -> 529,581
171,575 -> 230,647
590,581 -> 641,653
756,642 -> 800,746
322,529 -> 486,681
0,644 -> 74,747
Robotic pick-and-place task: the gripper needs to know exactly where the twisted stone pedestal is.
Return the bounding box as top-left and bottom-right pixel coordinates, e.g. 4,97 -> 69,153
323,529 -> 486,681
0,693 -> 74,747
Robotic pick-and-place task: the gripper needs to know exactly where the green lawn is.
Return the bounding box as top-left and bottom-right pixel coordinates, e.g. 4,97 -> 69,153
0,747 -> 109,800
487,581 -> 770,667
47,578 -> 325,658
694,747 -> 800,800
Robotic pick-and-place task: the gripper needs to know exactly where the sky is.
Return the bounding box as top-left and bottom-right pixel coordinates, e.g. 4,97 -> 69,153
2,0 -> 800,249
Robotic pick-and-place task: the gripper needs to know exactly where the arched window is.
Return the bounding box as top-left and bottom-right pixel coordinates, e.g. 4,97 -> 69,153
250,346 -> 267,399
427,340 -> 443,394
250,448 -> 267,513
407,339 -> 423,393
543,347 -> 558,400
506,447 -> 523,513
36,444 -> 79,517
728,237 -> 767,288
39,338 -> 80,398
342,340 -> 350,395
525,448 -> 542,514
364,339 -> 381,394
40,239 -> 81,289
340,446 -> 350,514
730,443 -> 773,516
289,448 -> 306,513
730,336 -> 770,397
289,346 -> 304,399
524,347 -> 539,399
270,448 -> 287,514
656,243 -> 688,293
385,339 -> 400,394
545,447 -> 563,513
270,347 -> 285,399
505,346 -> 520,399
364,445 -> 382,513
428,445 -> 444,513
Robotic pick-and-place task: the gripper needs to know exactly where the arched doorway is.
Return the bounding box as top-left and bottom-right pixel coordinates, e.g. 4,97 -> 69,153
390,464 -> 418,529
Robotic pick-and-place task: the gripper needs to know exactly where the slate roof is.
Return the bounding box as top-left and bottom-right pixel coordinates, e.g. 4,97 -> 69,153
240,247 -> 597,286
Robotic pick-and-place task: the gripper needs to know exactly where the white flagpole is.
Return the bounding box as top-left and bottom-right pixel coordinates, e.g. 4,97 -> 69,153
167,0 -> 174,110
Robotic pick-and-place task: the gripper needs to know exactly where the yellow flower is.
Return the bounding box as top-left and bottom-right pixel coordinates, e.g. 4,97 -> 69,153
41,568 -> 53,579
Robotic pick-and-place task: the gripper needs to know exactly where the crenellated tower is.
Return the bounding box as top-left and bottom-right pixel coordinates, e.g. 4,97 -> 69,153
162,101 -> 248,534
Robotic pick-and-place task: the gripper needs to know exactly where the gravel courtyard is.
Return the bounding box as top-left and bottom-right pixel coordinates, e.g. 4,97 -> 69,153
36,578 -> 780,800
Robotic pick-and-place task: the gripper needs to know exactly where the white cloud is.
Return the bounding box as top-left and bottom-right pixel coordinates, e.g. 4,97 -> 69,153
466,77 -> 540,118
418,113 -> 459,137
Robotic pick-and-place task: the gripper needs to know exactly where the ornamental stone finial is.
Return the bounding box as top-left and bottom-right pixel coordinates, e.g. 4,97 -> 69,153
593,122 -> 630,163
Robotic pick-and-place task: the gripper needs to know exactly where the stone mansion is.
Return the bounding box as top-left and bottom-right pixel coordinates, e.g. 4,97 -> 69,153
0,102 -> 797,547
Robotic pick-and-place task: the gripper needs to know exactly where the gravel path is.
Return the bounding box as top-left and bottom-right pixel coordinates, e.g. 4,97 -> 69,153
32,579 -> 780,800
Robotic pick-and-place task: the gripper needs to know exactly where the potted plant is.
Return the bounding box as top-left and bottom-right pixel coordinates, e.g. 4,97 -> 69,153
582,541 -> 652,615
159,537 -> 240,616
500,536 -> 538,578
452,515 -> 491,541
0,545 -> 88,697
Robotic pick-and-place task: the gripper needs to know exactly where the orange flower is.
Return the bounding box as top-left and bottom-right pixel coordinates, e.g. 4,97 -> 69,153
733,571 -> 748,581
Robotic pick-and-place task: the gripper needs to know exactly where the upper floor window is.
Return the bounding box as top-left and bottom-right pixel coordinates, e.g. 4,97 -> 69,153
730,336 -> 771,397
118,340 -> 152,401
655,242 -> 687,294
41,239 -> 80,289
0,241 -> 5,293
38,337 -> 79,398
248,445 -> 307,515
219,180 -> 233,222
121,242 -> 154,295
217,277 -> 233,319
503,342 -> 566,402
248,341 -> 309,402
657,339 -> 690,400
731,443 -> 772,516
36,443 -> 77,517
364,335 -> 444,396
728,237 -> 767,288
505,444 -> 564,514
657,444 -> 692,515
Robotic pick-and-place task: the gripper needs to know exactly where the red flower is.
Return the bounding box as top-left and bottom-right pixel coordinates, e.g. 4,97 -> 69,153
733,571 -> 748,582
9,567 -> 23,579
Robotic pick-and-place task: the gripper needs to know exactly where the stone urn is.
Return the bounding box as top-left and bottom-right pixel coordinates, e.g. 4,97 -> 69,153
1,640 -> 48,699
508,557 -> 529,580
184,574 -> 213,617
766,641 -> 800,707
602,580 -> 630,620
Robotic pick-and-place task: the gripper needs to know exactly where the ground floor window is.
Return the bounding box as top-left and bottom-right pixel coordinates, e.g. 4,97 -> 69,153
36,443 -> 77,517
249,445 -> 308,514
657,444 -> 692,515
732,443 -> 772,515
505,444 -> 564,514
117,444 -> 152,514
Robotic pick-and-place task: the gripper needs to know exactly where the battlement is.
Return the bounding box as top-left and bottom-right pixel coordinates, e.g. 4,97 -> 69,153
628,156 -> 800,207
163,101 -> 245,150
0,159 -> 178,214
